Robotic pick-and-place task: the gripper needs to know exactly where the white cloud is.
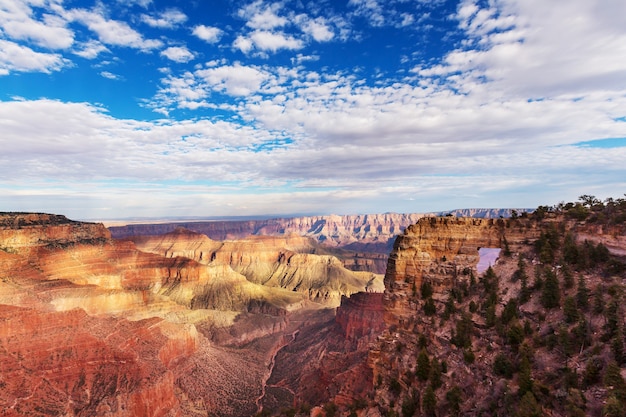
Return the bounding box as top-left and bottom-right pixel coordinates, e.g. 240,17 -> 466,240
66,8 -> 162,50
192,25 -> 223,43
196,63 -> 272,96
100,71 -> 121,80
348,0 -> 385,27
234,30 -> 304,55
141,9 -> 187,29
442,0 -> 626,98
0,39 -> 70,74
238,1 -> 287,30
233,35 -> 254,54
161,46 -> 195,63
249,30 -> 303,52
73,40 -> 109,59
0,0 -> 74,50
297,16 -> 334,42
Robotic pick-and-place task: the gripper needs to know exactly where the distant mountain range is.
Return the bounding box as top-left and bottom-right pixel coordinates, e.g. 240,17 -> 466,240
108,209 -> 533,246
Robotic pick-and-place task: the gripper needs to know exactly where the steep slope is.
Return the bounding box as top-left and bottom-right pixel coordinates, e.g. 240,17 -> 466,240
363,209 -> 626,417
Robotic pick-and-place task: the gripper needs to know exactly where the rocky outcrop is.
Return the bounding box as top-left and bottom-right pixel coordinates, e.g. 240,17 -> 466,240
0,213 -> 109,255
336,292 -> 385,348
383,217 -> 541,320
133,228 -> 384,305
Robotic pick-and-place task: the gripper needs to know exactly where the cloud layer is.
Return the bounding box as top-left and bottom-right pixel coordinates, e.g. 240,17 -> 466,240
1,0 -> 625,219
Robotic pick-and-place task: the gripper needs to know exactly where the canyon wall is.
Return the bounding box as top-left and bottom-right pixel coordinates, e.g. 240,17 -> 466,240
0,212 -> 388,416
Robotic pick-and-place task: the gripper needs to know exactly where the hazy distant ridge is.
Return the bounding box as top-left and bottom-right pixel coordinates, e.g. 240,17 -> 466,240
108,209 -> 532,246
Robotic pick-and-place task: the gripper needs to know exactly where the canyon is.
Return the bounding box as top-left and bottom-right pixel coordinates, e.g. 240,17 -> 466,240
0,212 -> 386,417
1,203 -> 624,417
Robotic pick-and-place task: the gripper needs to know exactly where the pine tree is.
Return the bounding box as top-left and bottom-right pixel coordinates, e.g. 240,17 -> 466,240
563,296 -> 579,323
575,276 -> 589,310
592,285 -> 604,314
518,356 -> 533,396
416,348 -> 431,381
540,268 -> 560,309
604,299 -> 621,341
422,385 -> 437,417
517,392 -> 543,417
445,386 -> 462,417
429,358 -> 442,390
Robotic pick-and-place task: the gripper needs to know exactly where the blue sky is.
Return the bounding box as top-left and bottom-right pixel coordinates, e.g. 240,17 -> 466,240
1,0 -> 625,220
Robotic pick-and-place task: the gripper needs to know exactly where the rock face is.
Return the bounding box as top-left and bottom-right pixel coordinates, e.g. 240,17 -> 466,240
0,306 -> 181,417
132,228 -> 384,305
0,213 -> 110,254
0,212 -> 387,417
336,292 -> 386,348
108,213 -> 426,248
383,216 -> 540,320
362,213 -> 626,417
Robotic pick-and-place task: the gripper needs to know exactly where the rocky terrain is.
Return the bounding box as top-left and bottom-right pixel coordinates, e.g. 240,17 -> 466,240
1,199 -> 623,417
0,213 -> 382,417
108,210 -> 526,276
359,200 -> 626,417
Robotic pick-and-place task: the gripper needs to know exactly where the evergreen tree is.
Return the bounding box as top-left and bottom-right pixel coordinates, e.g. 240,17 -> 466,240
452,313 -> 474,348
416,348 -> 431,381
563,296 -> 579,323
540,268 -> 560,309
422,385 -> 437,417
604,361 -> 626,404
445,386 -> 462,417
576,276 -> 589,310
424,297 -> 436,316
517,392 -> 543,417
401,390 -> 419,417
593,285 -> 605,315
421,281 -> 433,299
501,298 -> 519,325
518,356 -> 533,396
604,299 -> 621,341
611,331 -> 625,364
602,396 -> 625,417
429,358 -> 443,390
562,265 -> 574,289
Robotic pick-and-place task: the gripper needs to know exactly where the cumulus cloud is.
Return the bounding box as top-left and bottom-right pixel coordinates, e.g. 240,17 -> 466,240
238,1 -> 287,30
0,0 -> 74,49
65,8 -> 162,50
196,63 -> 273,96
73,40 -> 109,59
192,25 -> 223,43
160,46 -> 195,63
141,9 -> 187,29
0,39 -> 71,74
297,16 -> 334,42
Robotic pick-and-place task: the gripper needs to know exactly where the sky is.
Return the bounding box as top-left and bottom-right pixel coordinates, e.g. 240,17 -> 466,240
1,0 -> 625,221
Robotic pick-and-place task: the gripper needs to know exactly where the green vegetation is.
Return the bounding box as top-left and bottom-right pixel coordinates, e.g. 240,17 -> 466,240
368,195 -> 626,417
